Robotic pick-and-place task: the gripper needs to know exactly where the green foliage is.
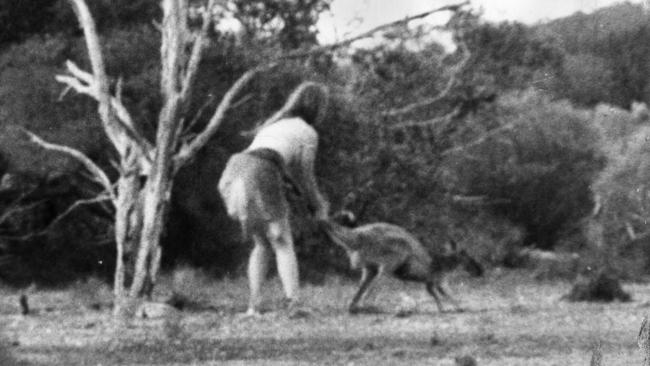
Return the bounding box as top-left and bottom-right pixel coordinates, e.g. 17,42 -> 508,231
350,42 -> 448,115
458,16 -> 564,94
444,90 -> 605,249
555,53 -> 613,106
0,35 -> 105,178
0,0 -> 59,45
0,0 -> 160,47
540,3 -> 650,108
233,0 -> 331,49
592,104 -> 650,250
5,0 -> 650,283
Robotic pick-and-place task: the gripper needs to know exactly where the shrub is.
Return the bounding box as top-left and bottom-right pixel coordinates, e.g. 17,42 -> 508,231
443,90 -> 605,249
591,104 -> 650,277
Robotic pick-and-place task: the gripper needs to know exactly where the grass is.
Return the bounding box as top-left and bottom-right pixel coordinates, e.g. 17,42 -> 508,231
1,269 -> 649,365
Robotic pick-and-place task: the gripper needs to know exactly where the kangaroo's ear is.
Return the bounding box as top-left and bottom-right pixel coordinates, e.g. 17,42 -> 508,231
332,209 -> 357,228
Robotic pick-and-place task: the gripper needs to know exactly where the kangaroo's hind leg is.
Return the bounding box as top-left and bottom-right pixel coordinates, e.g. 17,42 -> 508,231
435,283 -> 463,312
349,263 -> 380,313
426,281 -> 446,313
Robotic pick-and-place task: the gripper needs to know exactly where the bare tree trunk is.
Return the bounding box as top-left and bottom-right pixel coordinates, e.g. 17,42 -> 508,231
113,170 -> 142,317
128,134 -> 176,298
127,0 -> 192,300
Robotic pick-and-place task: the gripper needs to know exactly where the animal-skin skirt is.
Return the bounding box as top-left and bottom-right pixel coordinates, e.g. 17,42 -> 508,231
218,149 -> 289,239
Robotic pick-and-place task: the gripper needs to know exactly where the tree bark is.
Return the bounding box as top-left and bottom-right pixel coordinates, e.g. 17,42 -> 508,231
112,170 -> 142,317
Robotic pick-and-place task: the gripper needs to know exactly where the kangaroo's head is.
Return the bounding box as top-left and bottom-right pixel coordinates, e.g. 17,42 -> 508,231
331,209 -> 358,228
434,240 -> 484,277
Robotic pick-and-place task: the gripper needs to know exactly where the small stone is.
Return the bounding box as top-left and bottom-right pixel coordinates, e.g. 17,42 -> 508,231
455,355 -> 477,366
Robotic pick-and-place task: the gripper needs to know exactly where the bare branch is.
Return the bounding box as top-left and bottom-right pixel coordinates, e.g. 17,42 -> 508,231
63,0 -> 153,172
439,120 -> 522,157
389,107 -> 460,130
116,76 -> 124,105
451,195 -> 511,206
55,74 -> 92,95
57,61 -> 154,162
0,202 -> 44,227
282,1 -> 470,59
382,40 -> 471,118
180,0 -> 217,105
23,129 -> 115,201
0,189 -> 41,227
160,0 -> 188,97
626,221 -> 637,240
65,59 -> 94,85
8,195 -> 112,241
57,85 -> 73,101
174,64 -> 273,168
69,0 -> 111,121
181,92 -> 254,141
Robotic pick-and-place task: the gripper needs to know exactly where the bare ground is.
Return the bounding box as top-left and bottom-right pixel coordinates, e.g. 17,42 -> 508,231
1,270 -> 649,365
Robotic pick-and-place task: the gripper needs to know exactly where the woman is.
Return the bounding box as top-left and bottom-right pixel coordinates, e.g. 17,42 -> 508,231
218,84 -> 329,316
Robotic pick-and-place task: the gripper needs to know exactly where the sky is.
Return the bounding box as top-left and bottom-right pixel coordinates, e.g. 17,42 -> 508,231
317,0 -> 646,44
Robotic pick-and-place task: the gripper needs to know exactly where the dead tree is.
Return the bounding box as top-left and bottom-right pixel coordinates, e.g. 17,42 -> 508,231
27,0 -> 469,319
26,0 -> 267,318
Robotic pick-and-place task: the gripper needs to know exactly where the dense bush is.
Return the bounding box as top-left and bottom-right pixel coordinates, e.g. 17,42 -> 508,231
443,90 -> 605,249
541,3 -> 650,108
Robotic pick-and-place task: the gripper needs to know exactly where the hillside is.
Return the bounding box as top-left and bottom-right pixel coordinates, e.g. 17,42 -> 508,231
535,2 -> 650,54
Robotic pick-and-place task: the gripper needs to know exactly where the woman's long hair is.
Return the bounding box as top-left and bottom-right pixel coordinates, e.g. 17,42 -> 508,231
246,82 -> 330,136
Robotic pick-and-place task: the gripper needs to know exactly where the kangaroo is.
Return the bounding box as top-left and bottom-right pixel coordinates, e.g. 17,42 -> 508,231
319,214 -> 483,313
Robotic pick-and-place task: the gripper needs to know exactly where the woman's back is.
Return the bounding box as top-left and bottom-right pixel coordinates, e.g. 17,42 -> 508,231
247,117 -> 318,165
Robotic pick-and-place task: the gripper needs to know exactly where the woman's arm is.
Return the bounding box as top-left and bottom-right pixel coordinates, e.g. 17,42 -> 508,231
299,140 -> 330,220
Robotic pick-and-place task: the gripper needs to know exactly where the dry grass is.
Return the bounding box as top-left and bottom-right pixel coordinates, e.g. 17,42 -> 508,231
1,270 -> 649,365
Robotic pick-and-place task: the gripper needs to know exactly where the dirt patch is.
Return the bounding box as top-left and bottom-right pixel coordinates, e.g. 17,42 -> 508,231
1,271 -> 649,365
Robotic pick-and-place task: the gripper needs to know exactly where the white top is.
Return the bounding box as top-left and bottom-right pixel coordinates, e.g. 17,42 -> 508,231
247,117 -> 318,166
246,117 -> 328,218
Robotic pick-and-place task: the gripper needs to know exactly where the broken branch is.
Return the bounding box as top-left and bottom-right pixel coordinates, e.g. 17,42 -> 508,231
389,106 -> 460,129
382,40 -> 470,118
23,129 -> 115,201
439,120 -> 522,157
8,195 -> 112,241
283,1 -> 469,59
174,64 -> 273,168
180,0 -> 217,105
63,0 -> 153,173
56,61 -> 154,163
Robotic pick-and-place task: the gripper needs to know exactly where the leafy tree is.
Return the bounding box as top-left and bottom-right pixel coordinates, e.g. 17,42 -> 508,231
456,17 -> 564,98
540,3 -> 650,108
0,0 -> 160,46
444,90 -> 605,249
555,53 -> 613,107
0,0 -> 58,45
232,0 -> 331,49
